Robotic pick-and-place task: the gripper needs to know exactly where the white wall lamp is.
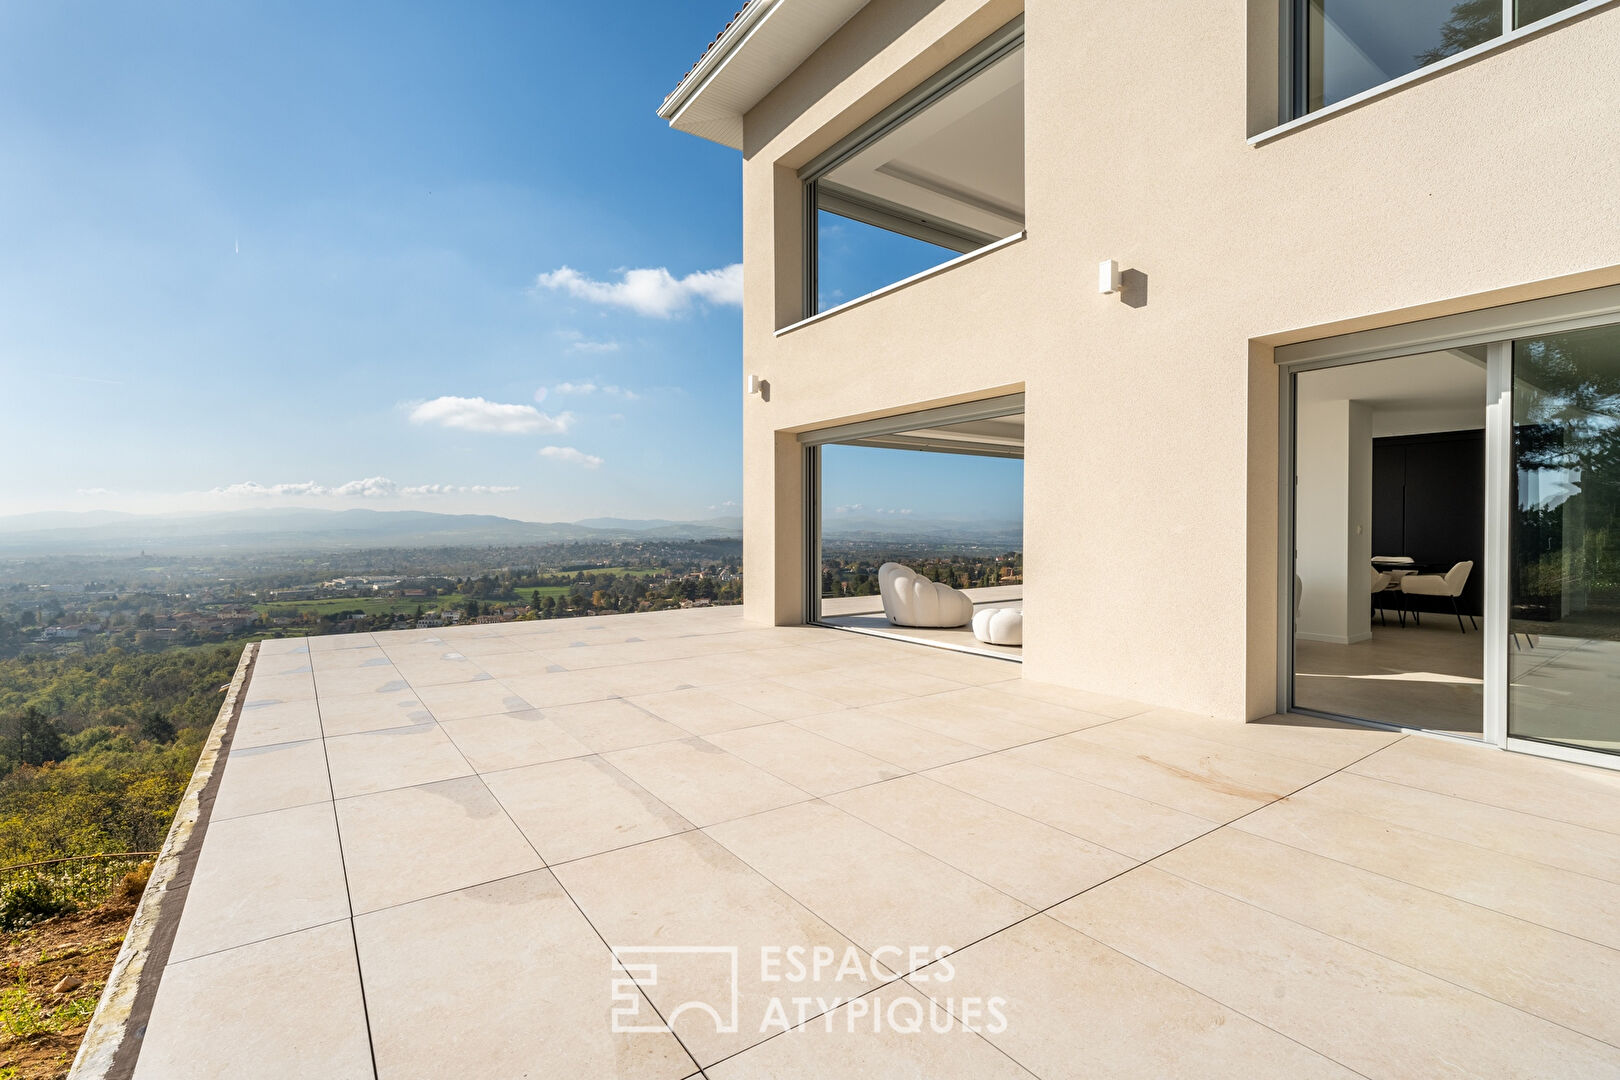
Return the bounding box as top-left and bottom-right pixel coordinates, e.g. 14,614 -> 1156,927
747,374 -> 764,395
1098,259 -> 1121,295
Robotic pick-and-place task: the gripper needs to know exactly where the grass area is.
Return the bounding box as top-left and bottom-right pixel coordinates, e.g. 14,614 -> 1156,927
0,862 -> 147,1080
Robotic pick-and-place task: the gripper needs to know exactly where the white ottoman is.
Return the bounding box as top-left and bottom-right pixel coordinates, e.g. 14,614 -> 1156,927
972,608 -> 1023,646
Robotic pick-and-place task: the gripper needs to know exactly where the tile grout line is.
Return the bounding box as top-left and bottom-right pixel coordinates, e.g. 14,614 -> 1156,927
307,649 -> 383,1080
460,762 -> 709,1077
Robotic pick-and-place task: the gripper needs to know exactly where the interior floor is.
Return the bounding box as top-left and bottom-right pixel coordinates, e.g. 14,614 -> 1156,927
1294,618 -> 1484,736
1508,632 -> 1620,753
820,586 -> 1023,661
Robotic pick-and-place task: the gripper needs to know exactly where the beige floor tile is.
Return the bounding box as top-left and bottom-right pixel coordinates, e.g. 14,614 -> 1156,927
705,987 -> 1037,1080
556,831 -> 888,1066
306,632 -> 376,652
211,738 -> 332,820
255,637 -> 310,659
828,775 -> 1135,908
241,671 -> 316,703
989,678 -> 1150,719
484,755 -> 692,864
794,709 -> 986,773
888,650 -> 1020,687
233,699 -> 323,749
606,737 -> 809,826
840,660 -> 972,697
922,685 -> 1119,736
336,776 -> 542,913
323,721 -> 472,798
1158,828 -> 1620,1046
464,648 -> 558,680
1006,732 -> 1279,823
439,709 -> 592,772
1052,867 -> 1620,1079
933,915 -> 1356,1079
253,652 -> 313,678
592,657 -> 714,697
315,690 -> 432,737
706,801 -> 1032,958
865,695 -> 1053,751
548,697 -> 691,754
629,687 -> 777,736
414,678 -> 534,721
391,656 -> 488,687
499,669 -> 617,708
1061,722 -> 1333,802
168,802 -> 349,962
1297,771 -> 1620,883
133,921 -> 373,1080
355,870 -> 695,1080
1125,708 -> 1403,769
1233,790 -> 1620,950
769,667 -> 914,707
307,645 -> 389,670
710,679 -> 847,720
1348,734 -> 1620,834
310,664 -> 410,698
925,751 -> 1215,861
706,722 -> 906,796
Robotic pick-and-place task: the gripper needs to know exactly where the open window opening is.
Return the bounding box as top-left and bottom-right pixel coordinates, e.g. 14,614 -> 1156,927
1291,349 -> 1488,737
803,396 -> 1023,660
802,19 -> 1023,318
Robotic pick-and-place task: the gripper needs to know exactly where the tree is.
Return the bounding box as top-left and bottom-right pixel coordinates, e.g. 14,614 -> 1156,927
4,707 -> 65,767
530,589 -> 542,611
139,710 -> 176,743
135,612 -> 156,630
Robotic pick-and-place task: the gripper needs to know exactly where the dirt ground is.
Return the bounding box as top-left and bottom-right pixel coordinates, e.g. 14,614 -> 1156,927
0,899 -> 135,1080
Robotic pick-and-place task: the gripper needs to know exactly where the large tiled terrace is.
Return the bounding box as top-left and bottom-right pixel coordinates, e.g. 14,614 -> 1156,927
113,608 -> 1620,1078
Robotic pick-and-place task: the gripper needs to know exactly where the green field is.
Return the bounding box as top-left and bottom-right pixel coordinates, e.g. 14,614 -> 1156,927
254,593 -> 474,618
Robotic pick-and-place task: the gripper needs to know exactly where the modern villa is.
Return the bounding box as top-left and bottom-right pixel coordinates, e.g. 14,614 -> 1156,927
69,4 -> 1620,1078
658,0 -> 1620,770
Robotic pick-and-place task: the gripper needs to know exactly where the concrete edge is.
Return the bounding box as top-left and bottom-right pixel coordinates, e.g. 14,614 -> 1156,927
67,641 -> 261,1080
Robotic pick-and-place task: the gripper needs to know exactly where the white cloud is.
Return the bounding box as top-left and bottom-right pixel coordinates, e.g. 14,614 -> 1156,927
208,477 -> 518,499
556,330 -> 621,354
535,263 -> 743,318
76,487 -> 114,496
539,446 -> 603,469
409,395 -> 574,435
552,380 -> 639,400
706,499 -> 738,511
833,504 -> 863,514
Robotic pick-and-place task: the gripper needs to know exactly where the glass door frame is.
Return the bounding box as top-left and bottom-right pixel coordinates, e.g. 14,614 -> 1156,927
1276,283 -> 1620,771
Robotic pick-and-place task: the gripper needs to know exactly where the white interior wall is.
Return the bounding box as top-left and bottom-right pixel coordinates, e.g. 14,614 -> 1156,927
1296,398 -> 1373,644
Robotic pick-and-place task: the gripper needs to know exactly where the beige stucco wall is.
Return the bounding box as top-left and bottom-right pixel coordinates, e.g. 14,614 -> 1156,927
734,0 -> 1620,720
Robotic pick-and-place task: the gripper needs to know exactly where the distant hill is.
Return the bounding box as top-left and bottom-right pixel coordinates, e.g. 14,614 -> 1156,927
0,507 -> 1018,556
0,508 -> 747,555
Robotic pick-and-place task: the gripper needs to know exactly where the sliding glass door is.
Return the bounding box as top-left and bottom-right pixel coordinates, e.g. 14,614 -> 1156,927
1508,324 -> 1620,755
1283,297 -> 1620,768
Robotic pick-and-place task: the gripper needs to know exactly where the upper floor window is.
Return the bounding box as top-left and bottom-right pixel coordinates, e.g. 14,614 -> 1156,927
1295,0 -> 1587,114
801,18 -> 1024,319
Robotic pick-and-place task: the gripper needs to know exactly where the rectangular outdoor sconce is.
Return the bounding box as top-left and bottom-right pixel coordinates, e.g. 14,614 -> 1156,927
747,374 -> 764,395
1099,259 -> 1121,295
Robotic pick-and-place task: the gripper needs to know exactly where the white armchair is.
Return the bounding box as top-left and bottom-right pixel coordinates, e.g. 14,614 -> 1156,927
1370,566 -> 1393,626
878,563 -> 974,628
1399,560 -> 1476,632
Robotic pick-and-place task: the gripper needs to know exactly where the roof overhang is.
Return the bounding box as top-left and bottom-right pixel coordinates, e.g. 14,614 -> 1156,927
658,0 -> 873,150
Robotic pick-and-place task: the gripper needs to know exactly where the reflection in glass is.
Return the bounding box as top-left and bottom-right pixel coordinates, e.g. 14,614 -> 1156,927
809,43 -> 1023,316
1517,0 -> 1585,26
1510,324 -> 1620,755
1304,0 -> 1500,112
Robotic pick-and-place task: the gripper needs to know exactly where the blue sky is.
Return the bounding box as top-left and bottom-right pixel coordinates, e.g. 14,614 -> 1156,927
0,1 -> 1016,526
0,0 -> 751,521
